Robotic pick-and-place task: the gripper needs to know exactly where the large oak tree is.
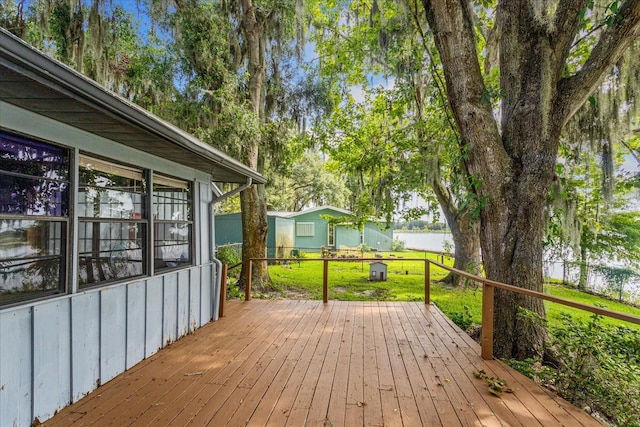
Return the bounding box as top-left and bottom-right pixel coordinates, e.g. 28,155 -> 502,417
421,0 -> 640,359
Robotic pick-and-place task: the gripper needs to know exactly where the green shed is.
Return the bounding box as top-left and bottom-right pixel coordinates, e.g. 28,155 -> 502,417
214,212 -> 295,258
289,206 -> 393,252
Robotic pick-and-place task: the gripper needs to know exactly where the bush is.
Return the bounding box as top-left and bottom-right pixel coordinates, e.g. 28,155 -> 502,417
392,238 -> 406,251
508,312 -> 640,426
217,244 -> 242,266
449,305 -> 473,331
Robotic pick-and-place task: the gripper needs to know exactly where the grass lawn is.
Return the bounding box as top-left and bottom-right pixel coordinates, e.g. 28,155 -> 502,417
262,250 -> 640,331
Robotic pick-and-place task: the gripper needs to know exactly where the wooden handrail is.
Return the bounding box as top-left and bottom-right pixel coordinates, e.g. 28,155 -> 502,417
225,256 -> 640,360
427,258 -> 640,326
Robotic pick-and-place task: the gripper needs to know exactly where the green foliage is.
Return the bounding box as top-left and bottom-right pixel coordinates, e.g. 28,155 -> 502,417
217,244 -> 242,267
267,150 -> 351,211
509,313 -> 640,426
227,281 -> 243,299
391,238 -> 406,251
593,264 -> 640,302
581,212 -> 640,267
307,0 -> 477,232
449,305 -> 473,331
393,220 -> 447,231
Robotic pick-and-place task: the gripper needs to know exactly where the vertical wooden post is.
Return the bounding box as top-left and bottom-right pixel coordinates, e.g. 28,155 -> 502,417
323,259 -> 329,304
424,260 -> 430,305
219,264 -> 227,317
481,282 -> 494,360
245,259 -> 252,301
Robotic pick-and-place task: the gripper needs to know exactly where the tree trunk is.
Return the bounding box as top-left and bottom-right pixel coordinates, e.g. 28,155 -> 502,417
578,245 -> 589,290
240,185 -> 270,291
443,213 -> 482,286
238,0 -> 270,291
432,178 -> 482,286
422,0 -> 640,360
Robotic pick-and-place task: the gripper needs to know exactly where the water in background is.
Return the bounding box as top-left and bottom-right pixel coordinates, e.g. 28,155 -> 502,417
394,231 -> 450,252
394,231 -> 639,302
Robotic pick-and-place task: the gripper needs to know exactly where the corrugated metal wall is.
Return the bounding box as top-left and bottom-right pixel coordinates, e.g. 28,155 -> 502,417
0,264 -> 217,426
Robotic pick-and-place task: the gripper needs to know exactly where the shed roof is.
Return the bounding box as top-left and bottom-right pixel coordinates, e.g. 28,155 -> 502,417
0,29 -> 265,184
286,205 -> 352,218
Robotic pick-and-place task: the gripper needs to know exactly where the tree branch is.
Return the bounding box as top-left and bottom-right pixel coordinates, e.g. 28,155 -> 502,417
620,138 -> 640,167
556,0 -> 640,127
551,0 -> 590,78
421,0 -> 508,189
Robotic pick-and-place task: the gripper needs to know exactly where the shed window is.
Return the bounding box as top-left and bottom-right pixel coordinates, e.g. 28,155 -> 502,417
153,174 -> 192,271
296,222 -> 315,237
77,155 -> 146,287
0,131 -> 69,305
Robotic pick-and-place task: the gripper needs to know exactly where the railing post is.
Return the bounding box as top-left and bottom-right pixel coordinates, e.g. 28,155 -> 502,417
219,264 -> 227,317
424,260 -> 430,305
245,259 -> 252,301
323,259 -> 328,304
481,282 -> 494,360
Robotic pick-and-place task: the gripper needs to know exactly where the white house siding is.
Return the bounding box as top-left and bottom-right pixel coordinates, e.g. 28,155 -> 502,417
0,103 -> 222,426
0,263 -> 218,425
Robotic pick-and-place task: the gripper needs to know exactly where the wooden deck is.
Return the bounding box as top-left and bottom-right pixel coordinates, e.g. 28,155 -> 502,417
44,300 -> 601,426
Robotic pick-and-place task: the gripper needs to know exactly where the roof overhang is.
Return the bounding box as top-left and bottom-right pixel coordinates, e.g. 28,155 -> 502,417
286,205 -> 353,218
0,29 -> 265,184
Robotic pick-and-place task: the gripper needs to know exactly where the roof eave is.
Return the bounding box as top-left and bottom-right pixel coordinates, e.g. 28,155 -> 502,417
0,29 -> 266,184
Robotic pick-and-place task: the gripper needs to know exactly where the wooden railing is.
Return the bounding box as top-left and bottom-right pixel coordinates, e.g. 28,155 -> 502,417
223,256 -> 640,360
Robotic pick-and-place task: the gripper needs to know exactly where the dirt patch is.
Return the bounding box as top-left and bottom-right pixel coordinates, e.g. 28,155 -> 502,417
283,289 -> 311,300
359,288 -> 394,300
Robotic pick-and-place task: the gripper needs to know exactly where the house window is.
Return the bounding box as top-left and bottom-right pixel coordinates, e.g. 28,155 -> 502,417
153,174 -> 192,271
77,155 -> 146,287
0,131 -> 69,305
296,222 -> 315,237
328,224 -> 335,246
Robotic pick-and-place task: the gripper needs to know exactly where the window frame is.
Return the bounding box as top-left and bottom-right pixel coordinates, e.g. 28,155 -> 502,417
77,153 -> 148,288
0,130 -> 70,306
0,132 -> 199,307
152,173 -> 194,272
296,222 -> 315,237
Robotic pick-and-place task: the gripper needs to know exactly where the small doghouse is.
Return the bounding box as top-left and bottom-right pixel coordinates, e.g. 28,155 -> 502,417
369,261 -> 388,281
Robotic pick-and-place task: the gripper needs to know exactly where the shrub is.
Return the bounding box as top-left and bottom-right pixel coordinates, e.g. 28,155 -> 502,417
508,312 -> 640,426
217,244 -> 242,266
449,305 -> 473,331
392,238 -> 406,251
551,314 -> 640,425
359,243 -> 371,252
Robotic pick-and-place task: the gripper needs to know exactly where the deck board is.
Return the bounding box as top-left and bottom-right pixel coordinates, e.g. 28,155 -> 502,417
43,300 -> 604,427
